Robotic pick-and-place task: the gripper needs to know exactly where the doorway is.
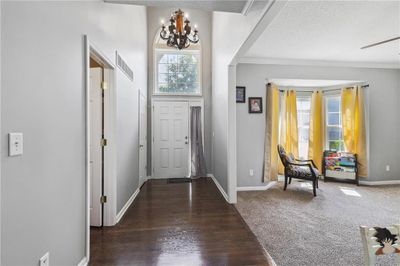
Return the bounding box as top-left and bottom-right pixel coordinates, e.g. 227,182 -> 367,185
151,98 -> 204,179
85,36 -> 117,262
89,60 -> 104,227
153,101 -> 189,178
139,92 -> 147,187
89,54 -> 115,227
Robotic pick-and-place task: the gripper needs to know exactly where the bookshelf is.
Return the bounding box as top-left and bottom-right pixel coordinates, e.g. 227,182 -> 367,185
322,150 -> 359,185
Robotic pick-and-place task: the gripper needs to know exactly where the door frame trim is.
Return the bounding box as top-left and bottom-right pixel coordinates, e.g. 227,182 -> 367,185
84,35 -> 117,262
151,97 -> 204,178
138,91 -> 147,188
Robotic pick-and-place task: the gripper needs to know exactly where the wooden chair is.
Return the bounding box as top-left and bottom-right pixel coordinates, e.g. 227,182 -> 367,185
360,224 -> 400,266
277,144 -> 319,196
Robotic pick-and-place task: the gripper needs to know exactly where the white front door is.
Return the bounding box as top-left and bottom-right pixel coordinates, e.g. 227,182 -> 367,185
153,101 -> 189,178
89,67 -> 103,227
139,92 -> 147,187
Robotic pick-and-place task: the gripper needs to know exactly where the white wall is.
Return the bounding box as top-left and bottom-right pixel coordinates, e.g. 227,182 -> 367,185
211,10 -> 263,195
116,69 -> 143,213
236,63 -> 400,188
146,7 -> 212,175
1,1 -> 147,265
0,1 -> 2,261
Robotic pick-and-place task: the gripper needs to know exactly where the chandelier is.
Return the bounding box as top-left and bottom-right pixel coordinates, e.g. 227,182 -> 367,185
160,9 -> 199,50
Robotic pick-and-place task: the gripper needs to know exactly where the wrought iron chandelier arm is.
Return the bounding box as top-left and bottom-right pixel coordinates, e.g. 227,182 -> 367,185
187,33 -> 199,44
160,25 -> 169,40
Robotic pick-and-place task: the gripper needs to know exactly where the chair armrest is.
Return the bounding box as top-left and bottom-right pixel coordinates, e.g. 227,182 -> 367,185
287,162 -> 312,167
295,159 -> 317,169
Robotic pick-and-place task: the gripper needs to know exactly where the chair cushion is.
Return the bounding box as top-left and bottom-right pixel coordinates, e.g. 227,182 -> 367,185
287,166 -> 319,179
278,145 -> 294,169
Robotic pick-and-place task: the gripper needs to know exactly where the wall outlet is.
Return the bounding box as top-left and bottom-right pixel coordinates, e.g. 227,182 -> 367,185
386,165 -> 390,172
39,252 -> 49,266
249,169 -> 254,176
9,133 -> 23,156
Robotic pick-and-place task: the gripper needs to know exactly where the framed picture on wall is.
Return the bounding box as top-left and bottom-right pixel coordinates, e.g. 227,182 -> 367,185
248,97 -> 263,113
236,86 -> 246,103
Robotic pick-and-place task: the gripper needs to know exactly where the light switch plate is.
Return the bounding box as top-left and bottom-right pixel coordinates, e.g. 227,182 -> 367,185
9,133 -> 23,156
39,252 -> 49,266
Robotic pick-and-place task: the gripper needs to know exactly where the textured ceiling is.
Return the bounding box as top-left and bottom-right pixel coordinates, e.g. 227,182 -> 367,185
244,1 -> 400,65
105,0 -> 249,13
269,79 -> 362,88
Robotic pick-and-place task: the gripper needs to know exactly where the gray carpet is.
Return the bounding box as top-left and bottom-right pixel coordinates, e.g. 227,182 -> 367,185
236,180 -> 400,266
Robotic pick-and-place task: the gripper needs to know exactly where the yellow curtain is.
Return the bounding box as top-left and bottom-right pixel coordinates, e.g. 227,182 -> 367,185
278,90 -> 298,173
263,84 -> 280,182
341,86 -> 368,177
308,91 -> 323,170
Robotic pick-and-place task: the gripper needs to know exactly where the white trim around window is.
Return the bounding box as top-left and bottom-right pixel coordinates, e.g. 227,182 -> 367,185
324,93 -> 345,151
153,48 -> 202,96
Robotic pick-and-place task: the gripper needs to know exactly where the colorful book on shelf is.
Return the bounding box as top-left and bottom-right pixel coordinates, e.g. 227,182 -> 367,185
339,161 -> 356,167
324,151 -> 357,172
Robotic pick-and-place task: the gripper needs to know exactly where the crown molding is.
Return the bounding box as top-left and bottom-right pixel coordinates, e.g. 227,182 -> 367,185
238,56 -> 400,69
241,0 -> 255,15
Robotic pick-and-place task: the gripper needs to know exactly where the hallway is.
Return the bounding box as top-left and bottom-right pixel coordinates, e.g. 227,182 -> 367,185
90,178 -> 270,265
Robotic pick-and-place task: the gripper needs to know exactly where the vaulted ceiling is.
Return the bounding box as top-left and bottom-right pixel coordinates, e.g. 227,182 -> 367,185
243,1 -> 400,66
105,0 -> 249,13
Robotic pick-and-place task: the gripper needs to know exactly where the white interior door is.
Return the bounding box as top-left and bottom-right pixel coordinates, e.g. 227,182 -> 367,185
90,67 -> 102,227
153,101 -> 189,178
139,92 -> 147,187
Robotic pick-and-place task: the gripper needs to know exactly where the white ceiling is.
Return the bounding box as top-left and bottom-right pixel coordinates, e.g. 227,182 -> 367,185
244,1 -> 400,66
105,0 -> 249,13
269,78 -> 363,88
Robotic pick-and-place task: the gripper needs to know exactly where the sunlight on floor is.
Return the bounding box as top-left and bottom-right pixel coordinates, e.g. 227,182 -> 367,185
340,187 -> 362,197
300,182 -> 313,189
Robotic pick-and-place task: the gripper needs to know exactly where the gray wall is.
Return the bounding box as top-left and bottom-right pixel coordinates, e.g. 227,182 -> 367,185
211,10 -> 263,194
146,7 -> 212,175
116,69 -> 145,212
1,1 -> 147,265
236,63 -> 400,187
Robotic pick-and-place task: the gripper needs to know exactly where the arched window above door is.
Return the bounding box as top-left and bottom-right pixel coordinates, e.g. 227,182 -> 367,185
154,31 -> 202,96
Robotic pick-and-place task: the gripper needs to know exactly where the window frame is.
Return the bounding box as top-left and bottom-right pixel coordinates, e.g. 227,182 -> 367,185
324,93 -> 345,151
296,92 -> 312,159
153,48 -> 202,96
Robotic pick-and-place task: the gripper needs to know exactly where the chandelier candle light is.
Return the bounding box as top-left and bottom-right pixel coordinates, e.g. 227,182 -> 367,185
160,9 -> 199,50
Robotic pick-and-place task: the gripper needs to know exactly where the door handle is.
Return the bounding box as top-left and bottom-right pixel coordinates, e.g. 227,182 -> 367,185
185,141 -> 188,144
140,145 -> 144,148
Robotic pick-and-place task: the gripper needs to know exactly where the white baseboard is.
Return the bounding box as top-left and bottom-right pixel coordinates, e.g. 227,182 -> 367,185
139,176 -> 150,188
237,181 -> 277,191
359,180 -> 400,186
77,256 -> 88,266
147,176 -> 167,179
148,176 -> 191,179
208,174 -> 229,203
116,187 -> 140,224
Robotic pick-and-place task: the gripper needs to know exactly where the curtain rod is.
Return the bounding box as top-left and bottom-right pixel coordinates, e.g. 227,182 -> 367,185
269,83 -> 369,93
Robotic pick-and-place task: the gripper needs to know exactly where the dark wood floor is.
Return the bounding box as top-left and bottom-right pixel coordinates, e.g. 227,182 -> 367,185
90,177 -> 270,265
